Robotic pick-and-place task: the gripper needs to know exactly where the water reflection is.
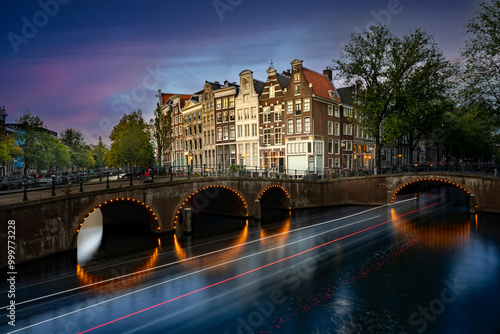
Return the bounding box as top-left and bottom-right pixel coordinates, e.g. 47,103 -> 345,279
391,207 -> 471,249
76,242 -> 160,292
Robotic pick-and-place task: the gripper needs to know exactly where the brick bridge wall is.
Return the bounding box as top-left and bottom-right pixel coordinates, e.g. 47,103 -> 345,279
1,174 -> 498,266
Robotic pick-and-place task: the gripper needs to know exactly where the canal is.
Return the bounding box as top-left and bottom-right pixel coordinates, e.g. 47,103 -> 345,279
1,193 -> 500,333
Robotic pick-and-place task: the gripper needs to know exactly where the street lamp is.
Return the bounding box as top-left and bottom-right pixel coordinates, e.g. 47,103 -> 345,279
369,145 -> 375,175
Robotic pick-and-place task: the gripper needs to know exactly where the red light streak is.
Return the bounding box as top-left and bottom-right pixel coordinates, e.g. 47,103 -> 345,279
79,202 -> 438,333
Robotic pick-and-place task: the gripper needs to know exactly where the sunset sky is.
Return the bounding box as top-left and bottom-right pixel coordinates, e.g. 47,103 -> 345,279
1,0 -> 480,144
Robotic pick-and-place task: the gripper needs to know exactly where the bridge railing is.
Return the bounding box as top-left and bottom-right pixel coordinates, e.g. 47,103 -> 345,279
1,163 -> 498,205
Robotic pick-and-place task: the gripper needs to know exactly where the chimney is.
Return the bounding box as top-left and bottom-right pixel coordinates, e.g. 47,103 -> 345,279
323,68 -> 332,81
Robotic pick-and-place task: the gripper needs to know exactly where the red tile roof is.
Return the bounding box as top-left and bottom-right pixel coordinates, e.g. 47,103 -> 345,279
161,93 -> 175,105
179,95 -> 192,108
303,68 -> 339,102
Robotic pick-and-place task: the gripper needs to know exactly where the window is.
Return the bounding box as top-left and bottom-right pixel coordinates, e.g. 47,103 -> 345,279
244,94 -> 249,102
328,158 -> 333,168
328,121 -> 333,135
244,124 -> 250,137
304,117 -> 310,133
295,118 -> 302,134
223,126 -> 229,140
328,139 -> 333,154
334,106 -> 339,117
216,112 -> 222,124
328,104 -> 333,116
263,107 -> 271,123
274,127 -> 282,145
355,125 -> 359,138
244,108 -> 250,119
217,128 -> 222,141
263,129 -> 271,145
274,105 -> 282,121
294,84 -> 301,95
348,124 -> 353,135
347,140 -> 352,151
294,73 -> 300,82
223,97 -> 228,109
223,111 -> 228,122
229,110 -> 235,121
251,107 -> 257,119
229,96 -> 234,108
335,122 -> 340,136
252,123 -> 257,136
287,119 -> 293,134
303,98 -> 310,112
210,102 -> 214,111
216,99 -> 221,110
204,92 -> 209,100
343,123 -> 348,135
269,85 -> 275,98
287,100 -> 293,114
237,109 -> 243,120
237,125 -> 242,138
335,158 -> 340,168
295,100 -> 301,115
230,125 -> 235,139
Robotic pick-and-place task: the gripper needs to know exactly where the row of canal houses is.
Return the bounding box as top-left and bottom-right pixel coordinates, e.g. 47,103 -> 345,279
157,59 -> 375,176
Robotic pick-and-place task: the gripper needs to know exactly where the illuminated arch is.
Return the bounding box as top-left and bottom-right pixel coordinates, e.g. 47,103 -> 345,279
174,185 -> 248,228
257,185 -> 291,210
390,177 -> 472,203
76,197 -> 160,235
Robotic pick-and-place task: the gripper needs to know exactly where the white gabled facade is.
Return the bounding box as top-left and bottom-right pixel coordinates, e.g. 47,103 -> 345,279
234,70 -> 262,168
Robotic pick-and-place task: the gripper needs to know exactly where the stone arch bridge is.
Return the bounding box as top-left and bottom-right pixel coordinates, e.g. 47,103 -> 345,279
1,173 -> 498,266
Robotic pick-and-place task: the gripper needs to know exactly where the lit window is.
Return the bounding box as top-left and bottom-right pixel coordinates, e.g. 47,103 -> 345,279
294,84 -> 301,95
303,98 -> 310,112
295,118 -> 302,134
229,96 -> 235,108
216,99 -> 221,110
294,73 -> 300,82
287,100 -> 293,114
304,117 -> 310,133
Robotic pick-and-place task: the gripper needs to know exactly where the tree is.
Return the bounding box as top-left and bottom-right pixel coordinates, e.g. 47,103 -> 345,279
15,111 -> 46,175
332,24 -> 451,170
109,110 -> 154,168
460,0 -> 500,121
91,139 -> 108,170
60,128 -> 92,171
439,106 -> 495,163
0,135 -> 23,175
150,104 -> 172,169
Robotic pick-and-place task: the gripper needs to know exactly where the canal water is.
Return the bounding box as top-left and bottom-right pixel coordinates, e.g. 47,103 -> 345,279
4,197 -> 500,334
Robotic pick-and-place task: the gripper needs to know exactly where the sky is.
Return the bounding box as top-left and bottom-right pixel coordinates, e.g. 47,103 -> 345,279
0,0 -> 481,145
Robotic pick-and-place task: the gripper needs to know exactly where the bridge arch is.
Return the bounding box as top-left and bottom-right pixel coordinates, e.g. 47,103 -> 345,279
76,197 -> 160,237
257,185 -> 291,209
256,185 -> 291,222
390,177 -> 475,208
174,184 -> 249,230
